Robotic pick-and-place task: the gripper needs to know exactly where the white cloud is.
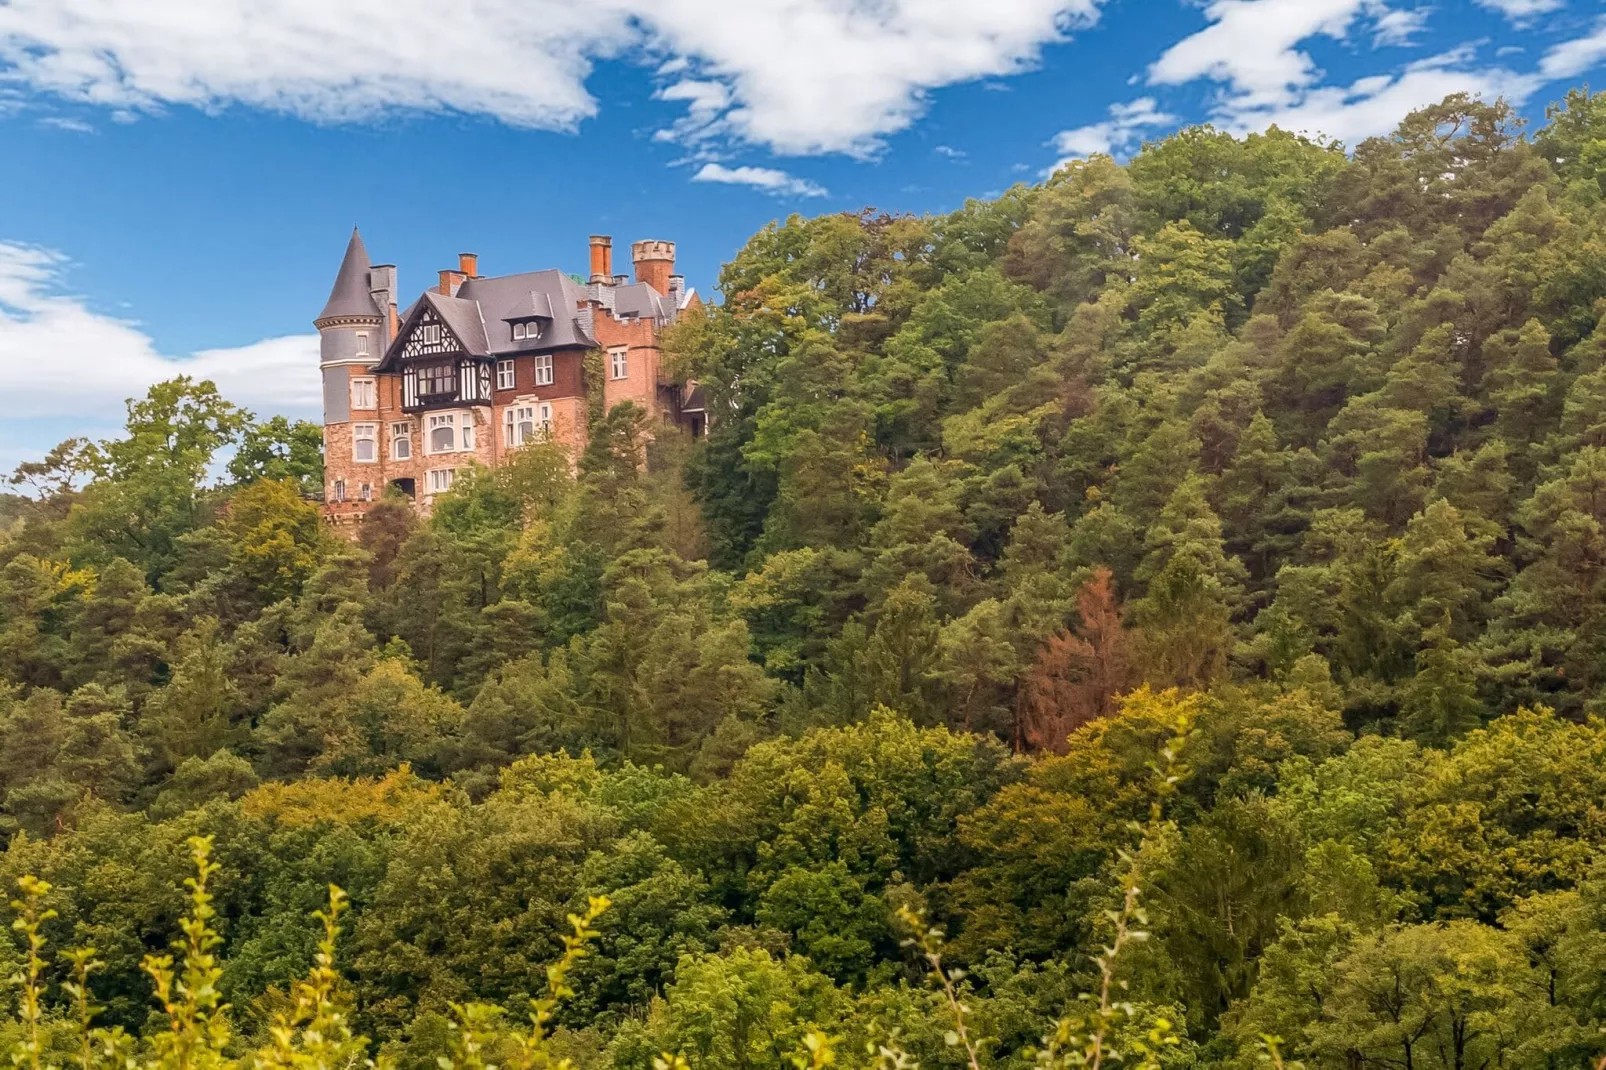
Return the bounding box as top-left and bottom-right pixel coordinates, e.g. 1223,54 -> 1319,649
0,242 -> 319,436
1222,58 -> 1537,143
37,115 -> 92,132
691,163 -> 828,197
934,145 -> 967,158
653,79 -> 732,146
1141,0 -> 1606,147
1541,17 -> 1606,80
1372,8 -> 1430,46
0,0 -> 1105,157
1148,0 -> 1377,110
1474,0 -> 1565,24
1050,96 -> 1178,163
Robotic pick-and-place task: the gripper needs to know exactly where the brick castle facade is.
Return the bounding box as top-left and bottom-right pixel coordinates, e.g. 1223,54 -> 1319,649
315,230 -> 704,528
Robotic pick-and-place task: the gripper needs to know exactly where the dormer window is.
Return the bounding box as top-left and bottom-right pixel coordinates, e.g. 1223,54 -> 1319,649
510,320 -> 542,342
512,322 -> 526,340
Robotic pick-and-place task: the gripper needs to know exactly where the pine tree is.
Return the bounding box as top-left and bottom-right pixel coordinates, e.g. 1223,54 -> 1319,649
1016,567 -> 1134,752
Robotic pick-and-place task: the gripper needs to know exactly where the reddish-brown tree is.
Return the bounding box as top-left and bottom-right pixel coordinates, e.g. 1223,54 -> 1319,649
1016,567 -> 1135,753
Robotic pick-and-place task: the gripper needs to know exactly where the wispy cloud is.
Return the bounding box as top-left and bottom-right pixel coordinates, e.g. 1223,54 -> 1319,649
1138,0 -> 1602,146
1474,0 -> 1565,24
36,115 -> 93,132
691,163 -> 828,197
1541,16 -> 1606,80
1050,97 -> 1178,164
1372,8 -> 1431,46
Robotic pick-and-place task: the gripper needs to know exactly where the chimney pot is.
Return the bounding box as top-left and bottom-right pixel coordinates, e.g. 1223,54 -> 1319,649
589,235 -> 614,285
458,252 -> 478,277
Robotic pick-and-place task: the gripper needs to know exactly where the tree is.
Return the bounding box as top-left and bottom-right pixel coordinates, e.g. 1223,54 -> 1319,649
610,946 -> 848,1070
1306,923 -> 1534,1070
217,479 -> 327,607
227,415 -> 324,495
67,377 -> 248,582
1388,499 -> 1503,645
254,602 -> 377,777
1150,795 -> 1309,1032
1399,619 -> 1485,744
564,830 -> 727,1024
1132,477 -> 1246,688
1017,568 -> 1134,753
142,618 -> 242,771
862,576 -> 946,725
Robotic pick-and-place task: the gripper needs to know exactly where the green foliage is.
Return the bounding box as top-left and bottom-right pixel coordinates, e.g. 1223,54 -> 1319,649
10,87 -> 1606,1068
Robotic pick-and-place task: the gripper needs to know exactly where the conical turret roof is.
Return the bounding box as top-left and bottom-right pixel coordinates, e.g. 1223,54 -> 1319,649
316,228 -> 381,324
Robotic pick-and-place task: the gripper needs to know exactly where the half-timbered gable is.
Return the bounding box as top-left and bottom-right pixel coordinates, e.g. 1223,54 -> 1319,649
380,296 -> 498,412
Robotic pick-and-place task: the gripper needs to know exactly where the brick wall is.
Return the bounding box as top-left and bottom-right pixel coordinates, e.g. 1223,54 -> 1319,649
592,313 -> 663,418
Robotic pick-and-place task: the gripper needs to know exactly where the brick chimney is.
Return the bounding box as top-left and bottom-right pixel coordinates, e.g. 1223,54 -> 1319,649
458,252 -> 478,277
439,269 -> 467,296
589,235 -> 613,285
632,240 -> 675,294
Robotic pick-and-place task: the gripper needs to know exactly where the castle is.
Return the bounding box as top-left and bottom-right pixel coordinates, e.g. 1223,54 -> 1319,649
315,229 -> 703,527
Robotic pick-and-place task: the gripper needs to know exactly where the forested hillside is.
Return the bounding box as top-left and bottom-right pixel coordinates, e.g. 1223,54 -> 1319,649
7,90 -> 1606,1068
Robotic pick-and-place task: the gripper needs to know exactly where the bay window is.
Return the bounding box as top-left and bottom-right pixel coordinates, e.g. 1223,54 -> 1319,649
427,412 -> 457,454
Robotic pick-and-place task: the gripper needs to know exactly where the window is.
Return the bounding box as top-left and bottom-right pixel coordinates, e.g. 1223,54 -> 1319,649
421,323 -> 440,345
534,353 -> 554,386
331,479 -> 345,503
353,423 -> 377,463
496,359 -> 516,390
359,483 -> 372,502
390,422 -> 413,460
426,412 -> 473,453
427,412 -> 457,454
355,331 -> 370,357
609,347 -> 629,380
427,468 -> 455,495
506,404 -> 548,448
350,377 -> 376,410
418,363 -> 455,397
512,323 -> 526,340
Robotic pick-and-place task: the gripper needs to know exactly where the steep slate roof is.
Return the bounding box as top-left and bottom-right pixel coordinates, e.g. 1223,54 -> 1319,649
458,270 -> 599,353
376,270 -> 603,370
316,229 -> 382,324
376,265 -> 696,369
612,282 -> 673,321
420,291 -> 490,354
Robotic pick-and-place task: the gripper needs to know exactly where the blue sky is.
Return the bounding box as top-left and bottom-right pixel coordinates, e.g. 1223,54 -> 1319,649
2,0 -> 1605,472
